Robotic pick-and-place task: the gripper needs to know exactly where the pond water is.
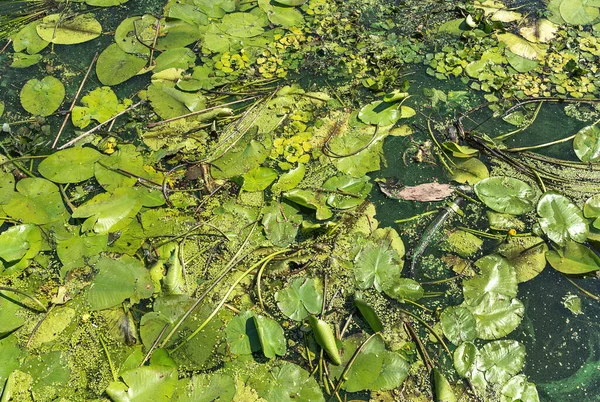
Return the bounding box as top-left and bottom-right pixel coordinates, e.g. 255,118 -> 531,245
0,0 -> 599,401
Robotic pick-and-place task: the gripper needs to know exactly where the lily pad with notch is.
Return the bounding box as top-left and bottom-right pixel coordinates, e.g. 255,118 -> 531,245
537,191 -> 588,246
474,177 -> 536,215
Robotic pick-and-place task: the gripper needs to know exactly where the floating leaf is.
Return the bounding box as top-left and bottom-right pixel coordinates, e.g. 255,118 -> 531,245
584,193 -> 600,229
464,255 -> 517,303
20,76 -> 65,116
433,368 -> 457,402
449,158 -> 489,185
0,297 -> 25,336
520,19 -> 557,43
114,15 -> 157,55
573,125 -> 600,162
273,0 -> 306,5
454,342 -> 477,377
322,174 -> 372,209
12,21 -> 49,54
87,256 -> 152,311
262,202 -> 302,247
546,241 -> 600,274
0,335 -> 23,385
537,191 -> 588,246
56,233 -> 107,269
275,278 -> 322,321
242,167 -> 278,192
254,315 -> 286,359
225,311 -> 261,355
469,294 -> 524,340
506,50 -> 539,73
211,129 -> 272,179
248,361 -> 325,402
497,236 -> 547,282
272,163 -> 305,193
496,33 -> 546,60
283,188 -> 332,220
72,87 -> 129,129
154,48 -> 196,73
440,306 -> 477,345
172,374 -> 236,402
36,13 -> 102,44
3,178 -> 67,224
501,375 -> 540,402
560,0 -> 599,25
358,101 -> 401,126
11,52 -> 43,68
384,278 -> 424,302
477,340 -> 526,384
86,0 -> 129,7
106,365 -> 178,402
259,0 -> 305,28
474,177 -> 536,215
220,13 -> 265,38
354,244 -> 402,292
38,147 -> 102,183
96,43 -> 147,86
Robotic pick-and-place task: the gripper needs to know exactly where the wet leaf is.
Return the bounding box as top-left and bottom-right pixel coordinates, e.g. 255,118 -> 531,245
0,335 -> 23,385
36,13 -> 102,44
440,305 -> 477,345
454,342 -> 477,377
248,361 -> 325,401
87,256 -> 152,310
496,33 -> 546,60
28,306 -> 76,348
211,129 -> 272,179
96,44 -> 147,86
254,315 -> 286,359
145,83 -> 206,119
497,236 -> 547,282
358,101 -> 401,126
272,163 -> 305,193
86,0 -> 129,7
537,191 -> 588,246
560,0 -> 599,25
584,193 -> 600,229
573,125 -> 600,162
11,52 -> 42,68
283,188 -> 332,220
546,241 -> 600,274
433,368 -> 457,402
477,340 -> 525,384
501,374 -> 540,402
12,21 -> 49,54
262,202 -> 302,247
225,311 -> 261,355
369,350 -> 409,391
114,15 -> 157,55
106,365 -> 178,402
20,76 -> 65,116
242,167 -> 278,192
0,297 -> 24,336
22,351 -> 70,396
323,174 -> 372,209
274,0 -> 306,5
469,294 -> 524,340
520,19 -> 557,43
154,48 -> 196,73
259,0 -> 305,28
354,244 -> 402,292
4,178 -> 67,224
464,255 -> 517,303
384,278 -> 424,301
275,278 -> 322,321
173,374 -> 236,402
442,230 -> 483,258
72,87 -> 128,129
474,177 -> 536,215
38,147 -> 102,183
449,158 -> 489,185
221,13 -> 266,38
57,233 -> 107,269
0,224 -> 39,262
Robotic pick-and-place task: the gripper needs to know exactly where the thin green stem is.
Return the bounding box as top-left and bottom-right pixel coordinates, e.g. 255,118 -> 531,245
397,307 -> 451,358
0,286 -> 46,312
395,210 -> 437,223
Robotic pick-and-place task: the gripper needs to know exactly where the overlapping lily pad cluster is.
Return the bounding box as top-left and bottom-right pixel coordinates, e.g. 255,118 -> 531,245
1,0 -> 600,401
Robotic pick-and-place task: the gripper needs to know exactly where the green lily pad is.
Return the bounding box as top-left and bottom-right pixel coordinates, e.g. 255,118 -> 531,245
546,241 -> 600,274
253,315 -> 286,359
497,236 -> 547,282
355,298 -> 384,332
501,375 -> 540,402
537,191 -> 588,246
384,278 -> 424,302
210,129 -> 272,179
106,365 -> 178,402
11,52 -> 43,68
0,297 -> 25,336
87,255 -> 153,310
27,306 -> 76,348
96,43 -> 147,86
22,351 -> 71,397
12,21 -> 49,54
477,340 -> 526,384
275,278 -> 322,321
469,294 -> 524,340
560,0 -> 599,25
154,48 -> 196,73
433,368 -> 457,402
248,361 -> 325,402
172,374 -> 236,402
86,0 -> 129,6
242,167 -> 278,192
20,76 -> 65,116
0,335 -> 24,385
36,13 -> 102,44
506,50 -> 539,72
474,177 -> 536,215
94,144 -> 163,192
308,315 -> 341,365
584,193 -> 600,229
274,0 -> 306,5
496,33 -> 546,60
358,101 -> 401,126
114,15 -> 156,55
323,174 -> 372,209
440,305 -> 478,345
464,255 -> 517,304
449,158 -> 489,185
72,187 -> 144,234
220,13 -> 265,38
0,171 -> 14,205
72,87 -> 129,129
442,230 -> 483,258
38,147 -> 102,183
573,125 -> 600,162
354,244 -> 402,292
144,82 -> 206,119
225,310 -> 261,355
57,233 -> 107,269
262,202 -> 302,247
454,342 -> 477,377
3,178 -> 67,224
259,0 -> 305,28
272,163 -> 305,193
283,188 -> 332,220
0,224 -> 38,262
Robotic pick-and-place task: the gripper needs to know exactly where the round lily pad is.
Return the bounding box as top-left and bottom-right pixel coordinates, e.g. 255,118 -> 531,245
560,0 -> 599,25
584,193 -> 600,229
546,241 -> 600,274
358,101 -> 401,126
474,177 -> 536,215
497,236 -> 547,282
20,76 -> 65,116
96,43 -> 147,86
537,191 -> 588,246
38,147 -> 102,183
440,305 -> 477,345
36,13 -> 102,44
573,125 -> 600,162
478,340 -> 526,385
275,278 -> 322,321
